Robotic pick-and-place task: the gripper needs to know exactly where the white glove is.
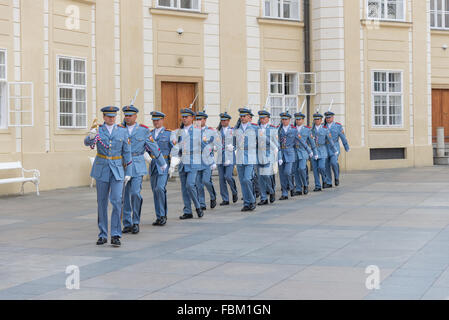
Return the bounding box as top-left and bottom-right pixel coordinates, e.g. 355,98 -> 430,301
144,152 -> 152,163
314,155 -> 318,160
211,164 -> 217,171
169,156 -> 181,177
309,152 -> 313,158
273,160 -> 279,175
335,151 -> 339,156
124,176 -> 131,184
169,166 -> 175,177
161,164 -> 168,171
226,144 -> 234,152
213,145 -> 218,152
89,128 -> 97,140
278,159 -> 283,166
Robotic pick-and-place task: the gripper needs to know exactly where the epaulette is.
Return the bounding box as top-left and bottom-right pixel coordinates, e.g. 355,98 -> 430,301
270,124 -> 276,128
291,125 -> 296,128
208,127 -> 216,130
305,126 -> 311,129
336,122 -> 342,126
117,124 -> 124,128
140,124 -> 149,129
251,123 -> 258,126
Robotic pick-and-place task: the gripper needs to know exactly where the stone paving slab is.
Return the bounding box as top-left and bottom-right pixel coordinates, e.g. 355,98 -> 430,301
0,166 -> 448,300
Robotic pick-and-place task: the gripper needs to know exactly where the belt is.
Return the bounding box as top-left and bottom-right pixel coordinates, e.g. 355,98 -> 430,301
151,154 -> 170,159
97,154 -> 122,160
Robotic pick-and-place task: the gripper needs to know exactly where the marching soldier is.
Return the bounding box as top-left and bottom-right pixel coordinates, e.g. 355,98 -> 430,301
324,111 -> 350,186
121,105 -> 166,235
195,110 -> 218,211
148,111 -> 173,226
277,111 -> 299,200
234,108 -> 258,212
169,108 -> 204,220
311,112 -> 337,191
84,106 -> 132,247
216,112 -> 238,206
293,112 -> 315,196
257,110 -> 278,205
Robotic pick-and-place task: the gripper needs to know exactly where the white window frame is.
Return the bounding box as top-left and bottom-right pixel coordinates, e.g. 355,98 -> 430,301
371,70 -> 404,128
156,0 -> 201,12
366,0 -> 406,22
268,71 -> 299,126
0,49 -> 7,129
263,0 -> 301,21
430,0 -> 449,30
57,55 -> 88,129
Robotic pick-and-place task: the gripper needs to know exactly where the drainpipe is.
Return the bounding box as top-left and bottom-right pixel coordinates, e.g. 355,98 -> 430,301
303,0 -> 311,126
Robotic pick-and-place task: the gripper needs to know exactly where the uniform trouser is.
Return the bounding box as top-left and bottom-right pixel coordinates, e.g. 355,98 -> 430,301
96,175 -> 124,239
217,164 -> 237,202
258,167 -> 274,201
294,158 -> 308,190
150,169 -> 169,219
179,169 -> 200,215
196,167 -> 217,208
279,162 -> 294,197
237,164 -> 255,207
253,167 -> 260,196
325,153 -> 340,184
123,176 -> 143,227
311,158 -> 327,189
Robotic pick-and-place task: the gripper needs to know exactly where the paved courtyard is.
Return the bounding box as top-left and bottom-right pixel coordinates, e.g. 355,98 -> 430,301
0,166 -> 449,300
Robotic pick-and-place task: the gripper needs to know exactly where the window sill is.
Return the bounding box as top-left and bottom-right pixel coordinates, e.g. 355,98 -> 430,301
361,19 -> 412,28
150,8 -> 208,20
257,17 -> 304,27
0,128 -> 11,134
431,29 -> 449,35
54,129 -> 88,136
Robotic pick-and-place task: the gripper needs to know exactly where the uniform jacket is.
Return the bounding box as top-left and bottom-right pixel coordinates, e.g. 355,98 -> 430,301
311,125 -> 337,159
124,123 -> 166,177
199,126 -> 216,170
84,123 -> 132,182
278,125 -> 302,163
233,122 -> 259,165
325,122 -> 350,154
296,125 -> 316,160
150,127 -> 173,175
216,126 -> 236,166
170,125 -> 203,172
257,124 -> 279,166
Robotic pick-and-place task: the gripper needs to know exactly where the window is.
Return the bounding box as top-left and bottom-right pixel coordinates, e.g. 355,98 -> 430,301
157,0 -> 200,11
268,72 -> 298,126
57,56 -> 87,128
367,0 -> 405,21
431,0 -> 449,29
264,0 -> 300,20
372,71 -> 403,127
0,49 -> 6,129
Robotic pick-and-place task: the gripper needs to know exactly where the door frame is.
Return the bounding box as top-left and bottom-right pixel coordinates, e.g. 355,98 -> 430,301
155,75 -> 203,113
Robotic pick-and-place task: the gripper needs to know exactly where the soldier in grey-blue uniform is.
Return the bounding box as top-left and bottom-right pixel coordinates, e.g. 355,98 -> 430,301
149,111 -> 173,226
278,111 -> 304,200
216,112 -> 238,206
292,112 -> 315,196
195,110 -> 217,210
256,110 -> 278,205
169,108 -> 204,220
324,111 -> 350,187
121,105 -> 167,235
84,106 -> 132,247
311,112 -> 338,191
234,108 -> 259,212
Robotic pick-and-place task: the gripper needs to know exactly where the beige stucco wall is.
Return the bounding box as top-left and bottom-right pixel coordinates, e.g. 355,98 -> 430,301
431,31 -> 449,88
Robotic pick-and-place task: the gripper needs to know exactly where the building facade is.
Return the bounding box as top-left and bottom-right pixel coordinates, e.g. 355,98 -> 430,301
0,0 -> 445,195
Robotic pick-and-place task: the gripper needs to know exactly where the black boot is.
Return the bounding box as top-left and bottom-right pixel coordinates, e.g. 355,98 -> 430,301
111,236 -> 121,247
335,179 -> 340,186
196,208 -> 204,218
96,237 -> 107,245
258,199 -> 268,206
122,226 -> 132,234
132,224 -> 139,234
220,201 -> 230,206
270,193 -> 275,203
210,199 -> 217,209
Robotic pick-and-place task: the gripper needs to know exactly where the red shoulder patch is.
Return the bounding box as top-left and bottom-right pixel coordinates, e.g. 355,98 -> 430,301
336,122 -> 342,126
208,127 -> 216,130
270,124 -> 276,128
291,125 -> 296,128
140,124 -> 149,129
117,124 -> 124,128
305,126 -> 311,129
251,123 -> 258,126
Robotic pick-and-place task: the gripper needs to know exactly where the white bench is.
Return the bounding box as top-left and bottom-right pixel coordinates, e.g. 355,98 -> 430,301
0,161 -> 40,195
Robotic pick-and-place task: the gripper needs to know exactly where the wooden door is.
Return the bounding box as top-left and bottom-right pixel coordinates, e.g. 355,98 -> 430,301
161,82 -> 196,130
432,89 -> 449,142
